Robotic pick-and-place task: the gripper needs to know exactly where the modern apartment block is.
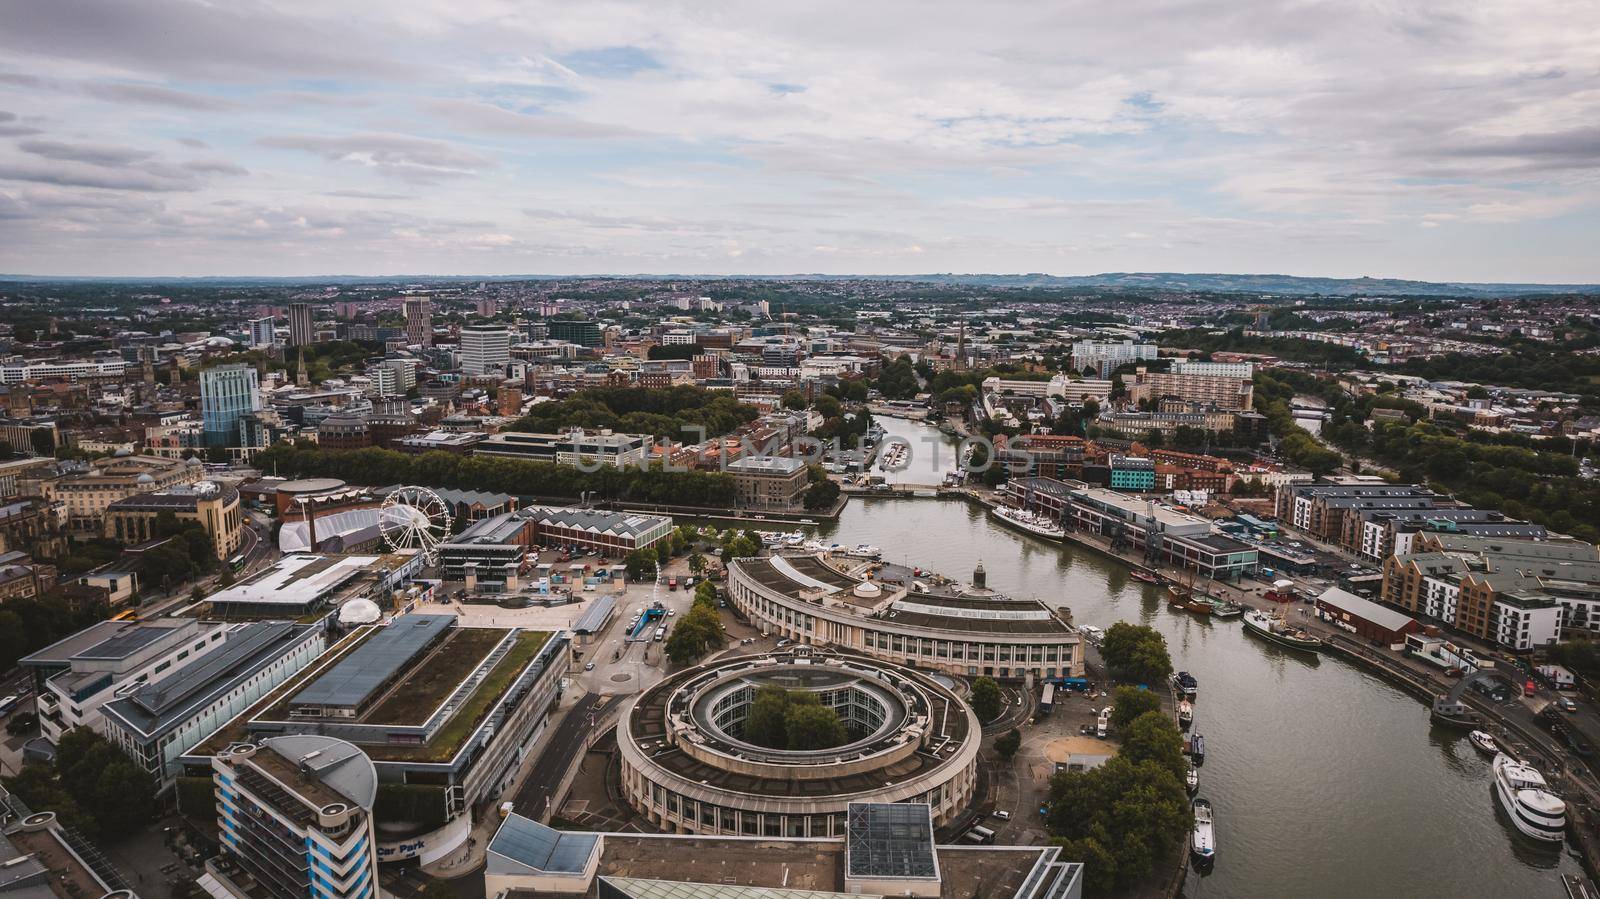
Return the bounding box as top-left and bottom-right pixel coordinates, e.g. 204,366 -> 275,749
474,429 -> 654,468
1070,339 -> 1158,378
1382,532 -> 1584,650
404,297 -> 433,347
211,734 -> 379,898
460,323 -> 512,376
201,364 -> 262,447
288,302 -> 314,347
1124,368 -> 1254,411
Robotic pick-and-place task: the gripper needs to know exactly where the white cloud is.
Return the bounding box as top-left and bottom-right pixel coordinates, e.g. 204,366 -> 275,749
0,0 -> 1597,279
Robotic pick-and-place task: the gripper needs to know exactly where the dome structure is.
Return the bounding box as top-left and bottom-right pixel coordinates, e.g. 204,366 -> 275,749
852,580 -> 882,599
338,598 -> 382,625
135,472 -> 156,485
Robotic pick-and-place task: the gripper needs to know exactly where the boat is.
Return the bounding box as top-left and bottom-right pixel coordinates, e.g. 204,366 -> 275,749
1178,700 -> 1194,730
1469,730 -> 1502,756
1078,625 -> 1105,647
1130,569 -> 1163,584
1183,597 -> 1215,616
1492,753 -> 1566,844
1186,763 -> 1199,795
1171,671 -> 1198,701
1242,609 -> 1323,652
1190,798 -> 1215,861
990,505 -> 1066,540
1186,732 -> 1206,765
1208,600 -> 1243,619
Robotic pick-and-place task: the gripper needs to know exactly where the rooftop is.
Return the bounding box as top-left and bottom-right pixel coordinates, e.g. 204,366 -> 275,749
1315,586 -> 1418,633
205,552 -> 396,610
288,614 -> 454,712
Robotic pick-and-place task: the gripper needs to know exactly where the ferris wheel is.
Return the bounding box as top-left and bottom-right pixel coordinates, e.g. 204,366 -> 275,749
379,486 -> 452,564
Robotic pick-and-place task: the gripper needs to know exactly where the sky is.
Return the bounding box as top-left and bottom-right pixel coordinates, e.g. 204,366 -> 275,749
2,0 -> 1599,281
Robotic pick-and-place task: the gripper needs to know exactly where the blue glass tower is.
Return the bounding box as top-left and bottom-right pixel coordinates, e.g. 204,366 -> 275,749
201,364 -> 261,448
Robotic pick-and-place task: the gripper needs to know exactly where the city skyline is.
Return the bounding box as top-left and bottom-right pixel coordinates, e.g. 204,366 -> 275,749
2,1 -> 1599,281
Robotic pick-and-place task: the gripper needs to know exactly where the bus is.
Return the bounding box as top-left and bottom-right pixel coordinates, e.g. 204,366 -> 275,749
967,826 -> 996,844
227,554 -> 245,573
1039,683 -> 1055,716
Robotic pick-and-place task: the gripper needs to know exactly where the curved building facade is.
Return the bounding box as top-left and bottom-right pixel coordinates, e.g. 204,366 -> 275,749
619,648 -> 979,838
727,553 -> 1083,681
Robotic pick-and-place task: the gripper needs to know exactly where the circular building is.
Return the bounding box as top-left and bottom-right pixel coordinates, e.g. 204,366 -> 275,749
619,648 -> 979,838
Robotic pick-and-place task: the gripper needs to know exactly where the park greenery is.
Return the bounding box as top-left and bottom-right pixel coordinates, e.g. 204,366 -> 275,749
1047,630 -> 1188,895
741,685 -> 849,751
510,386 -> 758,441
664,581 -> 727,666
255,444 -> 739,508
0,596 -> 109,672
1160,326 -> 1367,367
994,727 -> 1022,759
969,675 -> 1003,722
1109,686 -> 1162,730
4,727 -> 157,840
1099,623 -> 1174,686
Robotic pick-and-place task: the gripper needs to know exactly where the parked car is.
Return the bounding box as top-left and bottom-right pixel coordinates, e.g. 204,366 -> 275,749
584,662 -> 595,672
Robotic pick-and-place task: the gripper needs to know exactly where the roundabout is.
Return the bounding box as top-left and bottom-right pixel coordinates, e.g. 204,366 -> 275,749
617,647 -> 981,837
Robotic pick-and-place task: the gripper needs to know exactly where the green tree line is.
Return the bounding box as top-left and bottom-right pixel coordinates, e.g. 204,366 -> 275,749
256,444 -> 740,507
511,386 -> 758,440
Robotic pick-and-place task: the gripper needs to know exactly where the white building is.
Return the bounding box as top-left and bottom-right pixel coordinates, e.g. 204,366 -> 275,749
22,617 -> 230,747
101,621 -> 325,791
1171,360 -> 1254,379
0,358 -> 126,384
249,317 -> 278,348
460,324 -> 512,376
1070,339 -> 1158,378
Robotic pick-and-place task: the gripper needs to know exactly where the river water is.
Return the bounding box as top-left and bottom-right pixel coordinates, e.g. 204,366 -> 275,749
812,416 -> 1585,898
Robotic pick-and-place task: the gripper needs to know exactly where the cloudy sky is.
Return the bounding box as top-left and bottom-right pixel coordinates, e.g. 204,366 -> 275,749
2,0 -> 1599,280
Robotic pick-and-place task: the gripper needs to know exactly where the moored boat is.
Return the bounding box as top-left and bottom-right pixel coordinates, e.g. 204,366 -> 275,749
1190,797 -> 1215,861
1208,599 -> 1243,618
1186,732 -> 1206,765
1186,762 -> 1199,795
1130,569 -> 1163,584
1242,608 -> 1323,651
1492,753 -> 1566,844
990,505 -> 1066,540
1184,597 -> 1215,615
1178,700 -> 1194,729
1171,671 -> 1198,701
1469,730 -> 1501,756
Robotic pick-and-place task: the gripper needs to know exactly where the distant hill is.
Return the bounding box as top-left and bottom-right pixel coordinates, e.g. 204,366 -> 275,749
811,272 -> 1600,296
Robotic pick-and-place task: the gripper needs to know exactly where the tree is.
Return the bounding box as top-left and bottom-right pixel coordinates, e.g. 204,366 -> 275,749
688,552 -> 707,577
1045,756 -> 1189,894
785,701 -> 847,750
744,685 -> 790,748
781,389 -> 807,411
29,428 -> 54,457
1109,686 -> 1161,730
1099,622 -> 1173,685
803,479 -> 840,511
625,547 -> 658,580
970,676 -> 1002,722
1121,711 -> 1187,781
995,727 -> 1022,759
664,604 -> 725,666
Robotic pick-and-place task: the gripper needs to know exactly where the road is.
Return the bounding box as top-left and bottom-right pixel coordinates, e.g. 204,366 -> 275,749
511,692 -> 616,821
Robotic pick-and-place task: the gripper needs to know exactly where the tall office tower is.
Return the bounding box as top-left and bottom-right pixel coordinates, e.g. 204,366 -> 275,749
288,302 -> 314,347
249,316 -> 277,348
212,735 -> 381,899
459,323 -> 511,376
200,364 -> 262,447
475,297 -> 498,317
404,297 -> 432,347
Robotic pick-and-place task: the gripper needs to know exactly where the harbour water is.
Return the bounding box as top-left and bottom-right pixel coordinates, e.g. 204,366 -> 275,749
812,417 -> 1585,897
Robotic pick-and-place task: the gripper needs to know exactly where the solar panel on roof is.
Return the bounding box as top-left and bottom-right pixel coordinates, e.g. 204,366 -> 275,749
290,614 -> 453,710
78,624 -> 174,660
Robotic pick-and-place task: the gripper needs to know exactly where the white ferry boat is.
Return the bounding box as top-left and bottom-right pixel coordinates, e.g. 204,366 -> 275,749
1493,753 -> 1566,843
990,505 -> 1066,539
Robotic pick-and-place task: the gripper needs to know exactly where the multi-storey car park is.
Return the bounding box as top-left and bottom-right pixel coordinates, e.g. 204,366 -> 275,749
182,614 -> 569,865
726,553 -> 1083,681
618,648 -> 981,839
